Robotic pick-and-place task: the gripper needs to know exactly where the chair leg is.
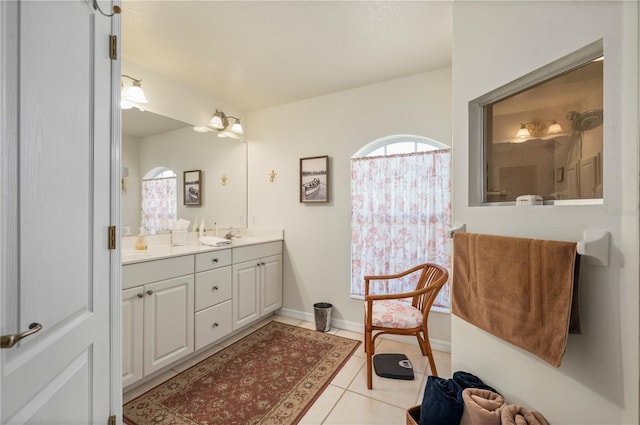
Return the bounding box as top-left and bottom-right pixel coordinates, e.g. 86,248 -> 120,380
418,332 -> 438,377
365,329 -> 374,389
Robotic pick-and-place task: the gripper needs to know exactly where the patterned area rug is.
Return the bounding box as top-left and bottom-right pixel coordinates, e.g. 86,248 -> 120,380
123,321 -> 361,425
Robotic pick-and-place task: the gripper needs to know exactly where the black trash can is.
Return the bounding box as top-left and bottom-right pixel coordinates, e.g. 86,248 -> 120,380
313,302 -> 333,332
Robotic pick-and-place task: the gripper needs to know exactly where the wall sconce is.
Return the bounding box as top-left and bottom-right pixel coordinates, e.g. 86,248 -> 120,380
268,170 -> 277,182
221,175 -> 228,186
515,119 -> 563,141
193,109 -> 244,140
121,75 -> 148,110
209,109 -> 243,135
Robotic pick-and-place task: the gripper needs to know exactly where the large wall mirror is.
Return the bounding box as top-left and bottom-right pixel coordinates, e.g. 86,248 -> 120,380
469,40 -> 603,205
122,109 -> 247,235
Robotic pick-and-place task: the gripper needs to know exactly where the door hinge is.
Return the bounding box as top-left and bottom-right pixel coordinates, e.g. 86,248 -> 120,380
109,35 -> 117,60
108,226 -> 117,250
108,415 -> 117,425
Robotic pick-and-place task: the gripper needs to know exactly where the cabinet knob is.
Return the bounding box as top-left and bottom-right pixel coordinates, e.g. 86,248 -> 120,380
260,261 -> 265,266
212,322 -> 219,328
257,262 -> 261,267
137,293 -> 144,299
146,290 -> 153,296
211,258 -> 219,263
212,285 -> 219,291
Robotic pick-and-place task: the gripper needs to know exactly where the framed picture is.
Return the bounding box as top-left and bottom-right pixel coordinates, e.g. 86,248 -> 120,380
300,155 -> 329,203
184,170 -> 202,206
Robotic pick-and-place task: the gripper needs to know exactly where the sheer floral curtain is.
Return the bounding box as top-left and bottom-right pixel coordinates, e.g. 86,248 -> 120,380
141,176 -> 177,235
350,150 -> 451,308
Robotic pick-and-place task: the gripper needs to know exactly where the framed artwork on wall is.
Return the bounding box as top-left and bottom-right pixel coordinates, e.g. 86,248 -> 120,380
300,155 -> 329,203
184,169 -> 202,206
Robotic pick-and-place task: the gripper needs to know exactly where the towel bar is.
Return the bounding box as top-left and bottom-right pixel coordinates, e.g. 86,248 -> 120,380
448,224 -> 610,266
577,228 -> 610,266
447,222 -> 466,238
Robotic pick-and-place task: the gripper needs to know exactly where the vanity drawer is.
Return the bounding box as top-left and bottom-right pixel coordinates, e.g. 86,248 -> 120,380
195,249 -> 232,272
195,267 -> 232,311
123,255 -> 193,289
195,300 -> 232,351
232,241 -> 282,263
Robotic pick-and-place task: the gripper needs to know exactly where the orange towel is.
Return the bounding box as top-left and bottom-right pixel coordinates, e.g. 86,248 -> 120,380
501,405 -> 549,425
452,232 -> 579,367
459,388 -> 504,425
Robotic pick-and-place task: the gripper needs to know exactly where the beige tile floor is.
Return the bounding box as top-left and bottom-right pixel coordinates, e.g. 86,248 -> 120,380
123,314 -> 451,425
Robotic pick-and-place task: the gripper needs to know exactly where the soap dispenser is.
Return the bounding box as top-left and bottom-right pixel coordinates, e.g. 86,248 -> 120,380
135,227 -> 148,250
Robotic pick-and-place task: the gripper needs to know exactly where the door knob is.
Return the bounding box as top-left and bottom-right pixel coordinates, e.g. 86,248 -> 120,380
1,323 -> 43,349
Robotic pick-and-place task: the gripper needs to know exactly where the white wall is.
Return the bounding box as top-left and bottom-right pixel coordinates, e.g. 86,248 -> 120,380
121,134 -> 141,234
246,69 -> 453,346
452,2 -> 639,424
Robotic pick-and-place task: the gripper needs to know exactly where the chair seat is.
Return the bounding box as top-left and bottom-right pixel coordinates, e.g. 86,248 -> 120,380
371,300 -> 423,328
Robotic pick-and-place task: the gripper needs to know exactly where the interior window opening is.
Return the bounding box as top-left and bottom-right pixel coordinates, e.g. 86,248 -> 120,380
350,135 -> 452,309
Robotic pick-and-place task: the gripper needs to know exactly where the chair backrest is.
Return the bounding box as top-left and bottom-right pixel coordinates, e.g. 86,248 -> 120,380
412,263 -> 449,314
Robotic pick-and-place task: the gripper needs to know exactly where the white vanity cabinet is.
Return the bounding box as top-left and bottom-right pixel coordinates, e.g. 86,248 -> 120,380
122,255 -> 195,385
232,241 -> 283,330
122,239 -> 283,388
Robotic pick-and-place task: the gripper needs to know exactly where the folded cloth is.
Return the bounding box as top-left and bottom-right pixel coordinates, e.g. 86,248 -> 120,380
459,388 -> 505,425
452,371 -> 499,393
419,376 -> 463,425
501,405 -> 549,425
198,236 -> 231,247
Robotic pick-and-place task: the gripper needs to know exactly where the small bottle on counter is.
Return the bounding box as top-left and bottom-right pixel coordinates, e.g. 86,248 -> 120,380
135,227 -> 148,250
199,218 -> 206,238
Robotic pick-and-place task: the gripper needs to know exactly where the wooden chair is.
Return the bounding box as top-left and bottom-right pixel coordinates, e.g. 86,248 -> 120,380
364,263 -> 448,389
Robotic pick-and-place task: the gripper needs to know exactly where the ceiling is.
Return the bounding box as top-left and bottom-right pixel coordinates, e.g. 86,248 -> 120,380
121,1 -> 453,113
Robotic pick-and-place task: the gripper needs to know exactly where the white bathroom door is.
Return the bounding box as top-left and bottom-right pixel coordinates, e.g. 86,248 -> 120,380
1,1 -> 114,424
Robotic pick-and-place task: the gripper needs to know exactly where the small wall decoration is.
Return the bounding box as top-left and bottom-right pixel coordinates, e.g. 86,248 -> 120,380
184,170 -> 202,206
300,155 -> 329,203
269,169 -> 277,183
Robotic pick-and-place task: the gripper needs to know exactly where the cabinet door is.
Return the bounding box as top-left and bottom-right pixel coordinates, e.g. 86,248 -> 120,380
261,255 -> 283,315
143,275 -> 194,375
232,261 -> 260,330
122,288 -> 144,387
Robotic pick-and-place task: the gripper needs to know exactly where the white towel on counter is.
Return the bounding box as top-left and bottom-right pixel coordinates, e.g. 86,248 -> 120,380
199,236 -> 231,247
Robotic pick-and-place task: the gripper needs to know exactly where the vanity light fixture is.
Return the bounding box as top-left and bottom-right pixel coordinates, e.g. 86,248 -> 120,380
514,119 -> 563,141
208,109 -> 244,135
121,75 -> 148,110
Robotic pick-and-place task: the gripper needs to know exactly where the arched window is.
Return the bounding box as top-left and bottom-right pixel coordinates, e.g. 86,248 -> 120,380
141,167 -> 177,235
351,135 -> 452,308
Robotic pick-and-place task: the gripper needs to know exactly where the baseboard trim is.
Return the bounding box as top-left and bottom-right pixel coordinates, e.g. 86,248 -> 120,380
277,307 -> 451,353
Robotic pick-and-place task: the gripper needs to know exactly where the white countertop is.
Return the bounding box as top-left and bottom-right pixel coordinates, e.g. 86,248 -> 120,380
121,230 -> 283,265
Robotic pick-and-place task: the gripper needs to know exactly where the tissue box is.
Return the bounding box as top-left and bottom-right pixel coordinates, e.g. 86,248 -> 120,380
172,230 -> 188,246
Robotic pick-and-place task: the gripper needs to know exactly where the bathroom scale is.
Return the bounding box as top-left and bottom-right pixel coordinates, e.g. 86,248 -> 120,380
373,353 -> 414,380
